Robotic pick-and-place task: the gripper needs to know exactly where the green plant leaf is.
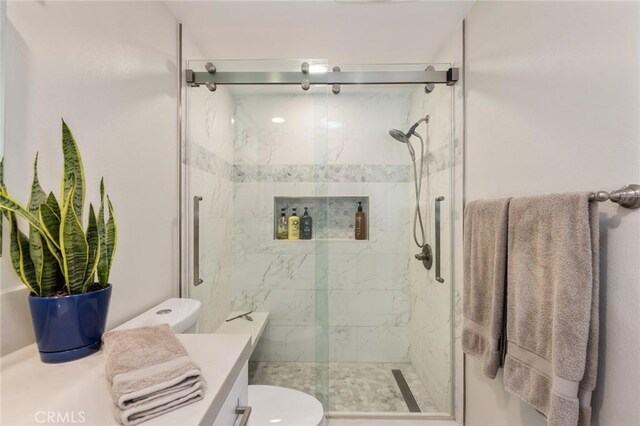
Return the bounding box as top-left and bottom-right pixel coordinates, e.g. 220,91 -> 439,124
61,120 -> 85,224
28,154 -> 48,213
97,178 -> 116,286
7,213 -> 39,295
28,154 -> 49,286
39,192 -> 64,271
105,196 -> 117,277
39,241 -> 61,297
39,193 -> 61,245
83,204 -> 100,292
60,180 -> 88,295
0,192 -> 47,236
0,157 -> 4,256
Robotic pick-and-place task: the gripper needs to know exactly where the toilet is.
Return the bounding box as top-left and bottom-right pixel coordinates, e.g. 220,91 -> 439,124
115,298 -> 325,426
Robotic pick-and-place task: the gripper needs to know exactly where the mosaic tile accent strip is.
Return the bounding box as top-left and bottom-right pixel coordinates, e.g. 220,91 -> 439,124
188,145 -> 452,183
248,361 -> 438,413
187,143 -> 234,181
234,164 -> 412,183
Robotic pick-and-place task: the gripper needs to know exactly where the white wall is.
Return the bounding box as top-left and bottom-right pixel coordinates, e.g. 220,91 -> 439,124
1,1 -> 181,355
463,2 -> 640,425
165,1 -> 474,64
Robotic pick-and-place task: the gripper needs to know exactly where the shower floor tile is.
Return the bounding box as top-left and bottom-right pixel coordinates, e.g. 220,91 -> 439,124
248,361 -> 438,413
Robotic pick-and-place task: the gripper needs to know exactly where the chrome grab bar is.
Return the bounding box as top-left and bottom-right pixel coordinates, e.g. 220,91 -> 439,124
435,196 -> 445,283
235,406 -> 252,426
193,195 -> 203,286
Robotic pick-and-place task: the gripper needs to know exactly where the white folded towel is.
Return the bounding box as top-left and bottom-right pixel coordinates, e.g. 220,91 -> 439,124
102,324 -> 206,425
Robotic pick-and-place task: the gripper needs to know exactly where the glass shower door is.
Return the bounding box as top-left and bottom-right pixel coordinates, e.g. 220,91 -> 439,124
183,59 -> 330,403
322,63 -> 455,415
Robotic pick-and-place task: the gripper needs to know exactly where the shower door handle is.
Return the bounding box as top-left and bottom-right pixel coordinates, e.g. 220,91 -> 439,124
435,196 -> 445,283
193,195 -> 204,286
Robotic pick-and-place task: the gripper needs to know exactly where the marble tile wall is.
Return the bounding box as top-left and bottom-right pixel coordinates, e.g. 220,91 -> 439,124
407,81 -> 454,412
231,90 -> 415,364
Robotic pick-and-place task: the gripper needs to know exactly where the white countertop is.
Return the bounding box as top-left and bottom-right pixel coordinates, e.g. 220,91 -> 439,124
0,334 -> 251,426
216,311 -> 269,353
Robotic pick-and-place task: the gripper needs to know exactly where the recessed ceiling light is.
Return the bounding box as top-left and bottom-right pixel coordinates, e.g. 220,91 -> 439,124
272,117 -> 285,124
320,117 -> 343,129
309,65 -> 328,74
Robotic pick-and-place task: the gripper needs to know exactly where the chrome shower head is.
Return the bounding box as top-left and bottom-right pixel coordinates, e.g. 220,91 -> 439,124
389,129 -> 410,144
389,129 -> 415,159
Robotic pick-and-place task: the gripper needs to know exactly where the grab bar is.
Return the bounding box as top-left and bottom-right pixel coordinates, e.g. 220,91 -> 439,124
193,195 -> 203,286
435,196 -> 445,283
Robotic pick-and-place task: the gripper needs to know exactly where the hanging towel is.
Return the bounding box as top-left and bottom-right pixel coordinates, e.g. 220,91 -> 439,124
503,193 -> 599,426
102,324 -> 206,425
462,197 -> 511,379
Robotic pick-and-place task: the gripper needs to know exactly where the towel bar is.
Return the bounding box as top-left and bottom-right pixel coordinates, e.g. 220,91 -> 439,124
589,184 -> 640,209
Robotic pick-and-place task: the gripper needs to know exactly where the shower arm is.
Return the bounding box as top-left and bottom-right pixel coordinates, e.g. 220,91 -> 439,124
408,116 -> 430,137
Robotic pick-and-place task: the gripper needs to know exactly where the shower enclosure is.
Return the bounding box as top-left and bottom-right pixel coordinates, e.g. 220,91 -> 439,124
182,59 -> 456,417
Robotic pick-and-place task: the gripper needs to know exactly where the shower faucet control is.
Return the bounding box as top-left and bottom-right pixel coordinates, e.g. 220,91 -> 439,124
415,244 -> 433,270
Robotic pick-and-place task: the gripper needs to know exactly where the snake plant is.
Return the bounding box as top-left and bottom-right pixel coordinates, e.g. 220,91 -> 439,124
0,120 -> 117,297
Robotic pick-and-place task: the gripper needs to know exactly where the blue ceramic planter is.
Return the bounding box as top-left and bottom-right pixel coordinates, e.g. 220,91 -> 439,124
28,285 -> 112,363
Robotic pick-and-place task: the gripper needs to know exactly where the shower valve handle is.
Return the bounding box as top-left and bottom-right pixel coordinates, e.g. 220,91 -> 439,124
415,244 -> 433,270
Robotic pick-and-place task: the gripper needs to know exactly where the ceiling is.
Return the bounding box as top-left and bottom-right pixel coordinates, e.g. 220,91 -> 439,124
165,1 -> 475,64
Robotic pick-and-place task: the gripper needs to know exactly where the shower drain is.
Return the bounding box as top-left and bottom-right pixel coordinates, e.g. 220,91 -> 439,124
392,369 -> 421,413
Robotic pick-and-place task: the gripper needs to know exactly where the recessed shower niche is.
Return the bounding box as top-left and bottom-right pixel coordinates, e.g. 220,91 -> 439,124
273,196 -> 369,240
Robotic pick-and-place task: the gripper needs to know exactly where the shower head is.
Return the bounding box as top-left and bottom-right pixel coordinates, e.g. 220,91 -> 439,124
388,115 -> 430,159
389,129 -> 416,159
389,129 -> 410,144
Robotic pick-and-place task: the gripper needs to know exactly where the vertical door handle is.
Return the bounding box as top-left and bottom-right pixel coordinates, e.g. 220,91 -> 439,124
193,195 -> 203,286
235,406 -> 252,426
435,196 -> 445,283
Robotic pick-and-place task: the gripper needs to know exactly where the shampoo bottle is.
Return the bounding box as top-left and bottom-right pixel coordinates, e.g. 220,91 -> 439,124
288,208 -> 300,240
301,207 -> 313,240
355,201 -> 367,240
276,208 -> 288,239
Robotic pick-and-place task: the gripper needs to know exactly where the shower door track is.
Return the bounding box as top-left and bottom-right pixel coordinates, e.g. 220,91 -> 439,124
186,68 -> 459,87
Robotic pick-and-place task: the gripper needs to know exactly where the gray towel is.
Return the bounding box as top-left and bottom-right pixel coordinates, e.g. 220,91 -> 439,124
102,324 -> 206,425
503,193 -> 599,426
462,198 -> 511,379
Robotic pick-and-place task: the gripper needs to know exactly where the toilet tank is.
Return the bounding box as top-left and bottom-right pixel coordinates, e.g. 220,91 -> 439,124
114,298 -> 201,334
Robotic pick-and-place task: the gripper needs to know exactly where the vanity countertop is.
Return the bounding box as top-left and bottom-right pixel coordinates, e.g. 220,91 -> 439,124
0,333 -> 252,426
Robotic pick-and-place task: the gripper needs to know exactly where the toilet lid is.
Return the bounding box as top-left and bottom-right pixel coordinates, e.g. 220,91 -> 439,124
248,385 -> 324,426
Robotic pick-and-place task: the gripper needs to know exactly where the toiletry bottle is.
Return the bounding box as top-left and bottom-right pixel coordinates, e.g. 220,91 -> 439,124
277,208 -> 288,239
301,207 -> 313,240
288,208 -> 300,240
355,201 -> 367,240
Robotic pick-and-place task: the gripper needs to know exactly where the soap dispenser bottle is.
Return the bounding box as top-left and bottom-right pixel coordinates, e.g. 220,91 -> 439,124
288,208 -> 300,240
355,201 -> 367,240
301,207 -> 313,240
276,208 -> 288,240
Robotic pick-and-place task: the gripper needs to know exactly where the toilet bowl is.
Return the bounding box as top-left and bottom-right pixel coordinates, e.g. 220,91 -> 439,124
248,385 -> 324,426
116,298 -> 325,426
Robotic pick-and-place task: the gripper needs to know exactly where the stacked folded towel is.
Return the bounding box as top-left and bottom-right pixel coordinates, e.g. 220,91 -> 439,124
102,324 -> 206,425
